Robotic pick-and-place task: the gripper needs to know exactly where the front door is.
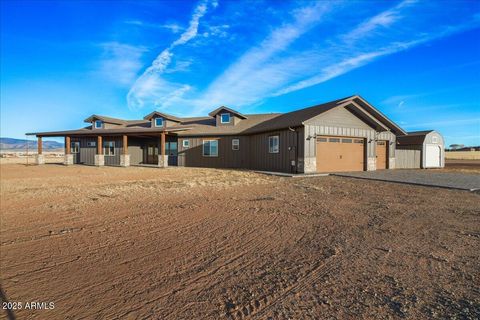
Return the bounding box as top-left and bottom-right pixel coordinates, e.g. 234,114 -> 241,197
376,141 -> 388,169
145,144 -> 158,164
166,142 -> 178,166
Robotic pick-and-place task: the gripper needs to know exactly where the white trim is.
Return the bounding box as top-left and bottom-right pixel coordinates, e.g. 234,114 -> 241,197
154,117 -> 164,127
268,135 -> 279,153
182,139 -> 190,148
232,138 -> 239,150
202,139 -> 218,157
220,113 -> 231,123
94,120 -> 103,129
71,141 -> 80,153
103,141 -> 115,156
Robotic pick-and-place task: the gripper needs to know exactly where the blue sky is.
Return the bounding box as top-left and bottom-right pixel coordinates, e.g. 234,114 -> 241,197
1,0 -> 479,146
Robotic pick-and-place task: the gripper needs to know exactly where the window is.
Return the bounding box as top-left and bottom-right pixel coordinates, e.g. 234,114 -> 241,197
432,136 -> 438,143
342,138 -> 353,143
94,120 -> 103,129
268,135 -> 279,153
203,140 -> 218,157
220,113 -> 231,123
87,141 -> 96,147
232,139 -> 240,150
103,141 -> 115,156
329,138 -> 340,143
317,137 -> 327,142
377,141 -> 386,145
182,139 -> 190,148
154,118 -> 164,127
71,141 -> 80,153
354,139 -> 364,144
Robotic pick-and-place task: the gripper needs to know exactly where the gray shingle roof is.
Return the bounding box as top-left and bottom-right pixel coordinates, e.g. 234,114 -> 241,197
27,95 -> 406,137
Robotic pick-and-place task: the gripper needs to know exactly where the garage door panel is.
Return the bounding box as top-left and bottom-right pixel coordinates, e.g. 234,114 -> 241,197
316,136 -> 365,172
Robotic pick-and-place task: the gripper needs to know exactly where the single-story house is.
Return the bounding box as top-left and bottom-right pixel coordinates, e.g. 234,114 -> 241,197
28,95 -> 437,173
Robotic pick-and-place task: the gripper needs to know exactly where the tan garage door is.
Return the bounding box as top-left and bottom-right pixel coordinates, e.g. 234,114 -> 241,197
376,141 -> 388,169
316,136 -> 365,172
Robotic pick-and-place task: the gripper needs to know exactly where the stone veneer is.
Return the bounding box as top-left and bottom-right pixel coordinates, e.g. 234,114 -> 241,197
120,155 -> 130,167
367,157 -> 376,171
35,154 -> 45,165
94,155 -> 105,166
158,155 -> 168,168
64,154 -> 74,166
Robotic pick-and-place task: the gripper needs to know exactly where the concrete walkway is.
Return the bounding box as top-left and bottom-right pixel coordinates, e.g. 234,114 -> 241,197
334,170 -> 480,191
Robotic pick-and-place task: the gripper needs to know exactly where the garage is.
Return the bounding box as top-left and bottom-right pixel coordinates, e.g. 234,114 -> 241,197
376,140 -> 388,169
316,136 -> 365,172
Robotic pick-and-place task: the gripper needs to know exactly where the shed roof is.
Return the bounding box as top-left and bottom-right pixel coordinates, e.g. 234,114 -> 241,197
397,130 -> 435,145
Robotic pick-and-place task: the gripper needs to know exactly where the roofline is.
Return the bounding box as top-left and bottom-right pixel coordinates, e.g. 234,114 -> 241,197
342,95 -> 407,135
208,106 -> 247,119
26,127 -> 192,137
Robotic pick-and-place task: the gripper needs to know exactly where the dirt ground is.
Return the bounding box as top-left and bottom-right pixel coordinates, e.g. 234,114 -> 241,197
1,164 -> 479,320
445,159 -> 480,173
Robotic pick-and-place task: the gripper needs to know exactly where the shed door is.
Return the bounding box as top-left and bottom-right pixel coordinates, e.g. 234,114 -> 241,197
316,136 -> 365,172
376,141 -> 388,169
425,144 -> 441,168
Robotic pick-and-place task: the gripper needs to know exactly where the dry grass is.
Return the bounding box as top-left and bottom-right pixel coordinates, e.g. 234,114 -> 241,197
445,151 -> 480,160
1,164 -> 479,319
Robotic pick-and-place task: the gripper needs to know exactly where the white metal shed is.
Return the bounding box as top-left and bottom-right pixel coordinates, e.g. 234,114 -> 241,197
396,130 -> 445,168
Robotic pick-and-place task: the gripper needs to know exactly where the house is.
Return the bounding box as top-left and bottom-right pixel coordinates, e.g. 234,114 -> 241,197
28,95 -> 410,173
396,130 -> 445,168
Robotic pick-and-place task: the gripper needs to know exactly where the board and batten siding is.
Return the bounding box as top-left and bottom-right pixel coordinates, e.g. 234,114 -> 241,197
177,136 -> 249,168
395,149 -> 421,169
177,127 -> 303,173
102,136 -> 122,166
303,106 -> 396,172
71,137 -> 96,165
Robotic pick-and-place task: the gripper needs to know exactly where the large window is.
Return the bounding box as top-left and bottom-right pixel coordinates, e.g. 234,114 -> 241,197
203,140 -> 218,157
95,120 -> 103,129
103,141 -> 115,156
154,118 -> 164,127
220,113 -> 231,123
232,139 -> 239,150
268,135 -> 279,153
71,141 -> 80,153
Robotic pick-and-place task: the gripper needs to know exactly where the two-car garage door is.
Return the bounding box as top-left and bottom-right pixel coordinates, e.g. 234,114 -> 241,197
316,136 -> 365,172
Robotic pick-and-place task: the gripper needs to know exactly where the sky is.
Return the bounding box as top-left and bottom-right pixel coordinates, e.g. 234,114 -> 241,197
1,0 -> 479,147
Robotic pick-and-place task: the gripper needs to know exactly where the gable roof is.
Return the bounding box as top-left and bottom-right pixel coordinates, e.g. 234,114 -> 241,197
83,115 -> 126,125
143,111 -> 182,122
28,95 -> 407,137
208,106 -> 247,119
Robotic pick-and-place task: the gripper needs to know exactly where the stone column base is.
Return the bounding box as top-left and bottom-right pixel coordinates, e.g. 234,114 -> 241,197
94,154 -> 105,166
64,154 -> 74,166
388,158 -> 395,169
304,157 -> 317,173
120,154 -> 130,167
35,154 -> 45,165
367,157 -> 376,171
158,155 -> 168,168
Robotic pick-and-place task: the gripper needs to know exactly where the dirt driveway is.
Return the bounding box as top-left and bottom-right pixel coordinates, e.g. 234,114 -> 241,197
1,164 -> 479,319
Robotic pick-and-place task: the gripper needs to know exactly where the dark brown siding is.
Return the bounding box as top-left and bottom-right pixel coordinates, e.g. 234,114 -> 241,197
177,136 -> 248,168
177,127 -> 302,173
71,137 -> 96,165
103,136 -> 122,166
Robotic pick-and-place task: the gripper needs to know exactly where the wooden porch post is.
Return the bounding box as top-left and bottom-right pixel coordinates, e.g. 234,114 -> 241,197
37,136 -> 43,155
65,136 -> 71,154
123,135 -> 128,155
97,136 -> 102,154
161,132 -> 166,158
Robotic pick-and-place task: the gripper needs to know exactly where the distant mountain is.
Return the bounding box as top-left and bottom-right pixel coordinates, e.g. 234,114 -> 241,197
0,137 -> 64,151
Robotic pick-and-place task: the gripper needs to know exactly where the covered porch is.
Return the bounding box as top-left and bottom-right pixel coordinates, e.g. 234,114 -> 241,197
31,131 -> 178,168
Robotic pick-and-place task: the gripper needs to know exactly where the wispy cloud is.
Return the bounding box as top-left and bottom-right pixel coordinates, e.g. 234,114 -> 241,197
97,42 -> 147,86
127,0 -> 215,110
125,19 -> 184,34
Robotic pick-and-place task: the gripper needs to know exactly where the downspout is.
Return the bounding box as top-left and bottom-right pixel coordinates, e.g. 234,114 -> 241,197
288,127 -> 298,174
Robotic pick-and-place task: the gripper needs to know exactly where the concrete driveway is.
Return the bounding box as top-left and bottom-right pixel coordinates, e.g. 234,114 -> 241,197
334,170 -> 480,191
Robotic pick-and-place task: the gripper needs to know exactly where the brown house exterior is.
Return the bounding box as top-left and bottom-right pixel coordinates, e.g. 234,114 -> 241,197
27,95 -> 409,173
